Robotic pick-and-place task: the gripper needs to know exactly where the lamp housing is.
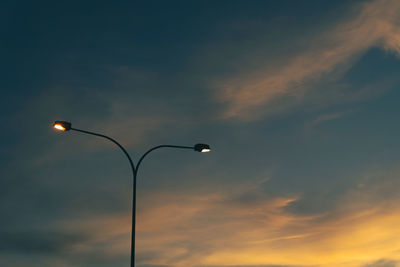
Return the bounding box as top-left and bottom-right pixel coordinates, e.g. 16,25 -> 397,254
194,143 -> 211,153
53,121 -> 72,131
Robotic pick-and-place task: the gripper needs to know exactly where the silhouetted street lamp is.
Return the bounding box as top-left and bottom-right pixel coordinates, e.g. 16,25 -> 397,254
52,121 -> 211,267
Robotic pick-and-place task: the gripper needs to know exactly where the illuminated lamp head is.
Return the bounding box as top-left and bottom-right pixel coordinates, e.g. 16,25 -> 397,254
194,143 -> 211,153
53,121 -> 72,131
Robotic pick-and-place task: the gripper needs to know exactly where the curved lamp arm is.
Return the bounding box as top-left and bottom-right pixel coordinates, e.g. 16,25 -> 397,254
71,127 -> 136,173
52,120 -> 210,267
135,145 -> 193,175
69,129 -> 197,176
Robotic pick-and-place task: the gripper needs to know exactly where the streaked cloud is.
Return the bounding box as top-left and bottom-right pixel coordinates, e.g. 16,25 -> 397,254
303,110 -> 353,133
215,0 -> 400,120
309,111 -> 349,127
4,1 -> 400,267
136,178 -> 400,267
362,259 -> 397,267
37,166 -> 400,267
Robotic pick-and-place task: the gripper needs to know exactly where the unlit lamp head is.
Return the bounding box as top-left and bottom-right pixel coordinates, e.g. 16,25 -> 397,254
53,121 -> 72,131
194,143 -> 211,153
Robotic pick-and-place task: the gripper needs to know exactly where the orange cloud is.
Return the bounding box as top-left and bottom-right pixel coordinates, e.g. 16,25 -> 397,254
215,0 -> 400,121
136,190 -> 400,267
53,170 -> 400,267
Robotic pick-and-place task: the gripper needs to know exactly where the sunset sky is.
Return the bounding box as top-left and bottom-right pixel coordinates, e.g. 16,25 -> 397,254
3,0 -> 400,266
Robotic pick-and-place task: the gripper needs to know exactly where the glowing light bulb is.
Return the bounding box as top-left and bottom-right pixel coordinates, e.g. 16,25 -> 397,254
54,124 -> 66,131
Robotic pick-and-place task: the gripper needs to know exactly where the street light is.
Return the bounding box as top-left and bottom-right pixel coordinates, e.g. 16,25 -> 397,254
52,121 -> 210,267
53,121 -> 71,131
194,143 -> 211,153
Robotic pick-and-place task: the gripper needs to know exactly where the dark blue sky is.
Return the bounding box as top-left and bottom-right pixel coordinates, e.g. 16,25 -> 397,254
2,1 -> 400,266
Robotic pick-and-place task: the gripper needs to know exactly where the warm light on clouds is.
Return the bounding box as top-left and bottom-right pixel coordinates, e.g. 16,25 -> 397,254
5,1 -> 400,266
54,173 -> 400,267
215,0 -> 400,120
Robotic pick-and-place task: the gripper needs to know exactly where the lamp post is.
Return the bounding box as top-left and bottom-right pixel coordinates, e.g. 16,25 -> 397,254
52,121 -> 211,267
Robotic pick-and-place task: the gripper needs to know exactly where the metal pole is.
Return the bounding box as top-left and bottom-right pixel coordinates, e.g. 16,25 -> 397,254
71,128 -> 138,267
131,170 -> 136,267
131,145 -> 192,266
69,128 -> 194,267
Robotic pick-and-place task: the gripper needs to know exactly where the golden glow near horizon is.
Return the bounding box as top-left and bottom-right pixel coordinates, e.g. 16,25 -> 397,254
51,170 -> 400,267
124,179 -> 400,267
53,124 -> 66,131
201,148 -> 211,153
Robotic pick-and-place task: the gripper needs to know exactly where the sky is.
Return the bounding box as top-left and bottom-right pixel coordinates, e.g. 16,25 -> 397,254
2,0 -> 400,266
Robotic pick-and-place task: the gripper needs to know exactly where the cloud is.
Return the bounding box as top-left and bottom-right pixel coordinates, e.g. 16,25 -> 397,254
215,0 -> 400,120
302,110 -> 353,133
6,166 -> 400,267
0,214 -> 130,266
309,111 -> 349,127
128,169 -> 400,267
200,265 -> 301,267
362,259 -> 397,267
15,73 -> 176,166
0,230 -> 89,255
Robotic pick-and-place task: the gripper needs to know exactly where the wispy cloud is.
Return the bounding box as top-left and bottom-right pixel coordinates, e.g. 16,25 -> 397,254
310,112 -> 348,127
135,182 -> 400,267
362,259 -> 397,267
215,0 -> 400,120
303,110 -> 353,132
37,166 -> 400,267
20,68 -> 175,165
